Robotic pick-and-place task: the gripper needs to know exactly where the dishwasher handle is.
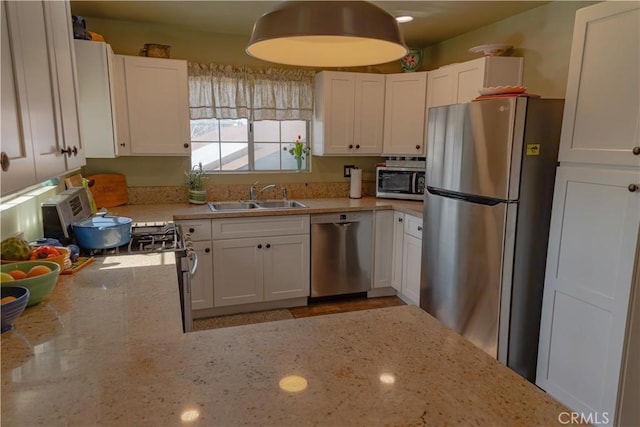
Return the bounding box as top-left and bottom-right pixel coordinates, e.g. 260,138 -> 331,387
333,221 -> 354,227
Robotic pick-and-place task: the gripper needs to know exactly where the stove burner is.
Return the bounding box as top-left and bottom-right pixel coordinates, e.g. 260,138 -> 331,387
128,221 -> 181,253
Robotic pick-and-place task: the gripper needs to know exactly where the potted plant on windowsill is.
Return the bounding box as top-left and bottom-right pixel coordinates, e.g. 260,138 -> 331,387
185,163 -> 207,204
283,135 -> 310,172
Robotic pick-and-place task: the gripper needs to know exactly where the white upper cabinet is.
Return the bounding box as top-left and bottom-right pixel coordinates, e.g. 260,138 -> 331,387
117,55 -> 191,156
426,56 -> 524,109
313,71 -> 385,155
557,2 -> 640,167
43,0 -> 85,171
383,72 -> 428,156
1,2 -> 36,196
1,0 -> 84,196
75,41 -> 125,158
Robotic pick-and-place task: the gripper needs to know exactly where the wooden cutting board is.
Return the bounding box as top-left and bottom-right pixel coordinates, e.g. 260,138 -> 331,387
86,174 -> 129,208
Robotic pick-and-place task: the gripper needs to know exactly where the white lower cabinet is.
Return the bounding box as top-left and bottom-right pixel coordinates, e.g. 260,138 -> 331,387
401,214 -> 423,305
212,215 -> 310,308
373,210 -> 394,289
386,211 -> 423,305
391,211 -> 405,292
177,219 -> 213,312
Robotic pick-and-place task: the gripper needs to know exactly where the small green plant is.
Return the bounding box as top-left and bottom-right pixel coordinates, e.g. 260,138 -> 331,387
185,163 -> 206,191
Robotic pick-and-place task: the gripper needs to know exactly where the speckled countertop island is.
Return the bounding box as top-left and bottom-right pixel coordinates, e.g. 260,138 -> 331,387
1,198 -> 568,426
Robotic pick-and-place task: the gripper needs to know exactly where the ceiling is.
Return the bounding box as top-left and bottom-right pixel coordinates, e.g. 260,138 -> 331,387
69,1 -> 550,47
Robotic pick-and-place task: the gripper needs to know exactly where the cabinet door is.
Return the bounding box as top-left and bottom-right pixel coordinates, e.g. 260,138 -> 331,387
536,166 -> 640,419
75,41 -> 120,158
353,74 -> 385,154
373,210 -> 394,289
401,233 -> 422,306
121,56 -> 190,156
383,72 -> 427,156
7,1 -> 65,182
1,2 -> 36,196
191,240 -> 214,311
263,235 -> 310,301
391,212 -> 405,291
213,238 -> 263,307
426,67 -> 455,109
454,58 -> 486,104
313,72 -> 356,155
558,2 -> 640,167
43,0 -> 84,171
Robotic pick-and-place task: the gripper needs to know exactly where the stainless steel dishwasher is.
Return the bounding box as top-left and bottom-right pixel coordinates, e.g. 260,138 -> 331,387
310,212 -> 373,298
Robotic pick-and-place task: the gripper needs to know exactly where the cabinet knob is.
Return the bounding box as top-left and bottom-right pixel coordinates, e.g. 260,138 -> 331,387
0,152 -> 9,172
266,243 -> 271,249
633,146 -> 640,156
355,144 -> 360,149
120,142 -> 126,147
183,143 -> 190,149
205,248 -> 210,253
417,226 -> 423,231
60,147 -> 72,157
189,228 -> 195,233
72,146 -> 78,156
398,218 -> 403,222
415,145 -> 421,150
257,244 -> 262,249
348,144 -> 354,149
629,184 -> 639,193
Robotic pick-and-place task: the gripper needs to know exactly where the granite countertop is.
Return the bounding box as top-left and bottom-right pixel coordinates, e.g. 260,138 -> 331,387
106,197 -> 424,222
1,253 -> 567,426
1,197 -> 568,425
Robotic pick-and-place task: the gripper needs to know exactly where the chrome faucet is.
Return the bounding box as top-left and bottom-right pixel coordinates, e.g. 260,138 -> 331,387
281,187 -> 288,201
249,181 -> 276,200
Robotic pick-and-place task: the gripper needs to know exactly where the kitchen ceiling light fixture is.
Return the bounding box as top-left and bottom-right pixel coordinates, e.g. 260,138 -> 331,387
246,1 -> 408,67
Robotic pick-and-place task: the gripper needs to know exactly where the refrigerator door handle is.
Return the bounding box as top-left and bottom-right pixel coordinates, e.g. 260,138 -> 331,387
426,186 -> 505,206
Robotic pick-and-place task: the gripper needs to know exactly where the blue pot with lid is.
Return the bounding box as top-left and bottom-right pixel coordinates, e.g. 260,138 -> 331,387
71,214 -> 132,249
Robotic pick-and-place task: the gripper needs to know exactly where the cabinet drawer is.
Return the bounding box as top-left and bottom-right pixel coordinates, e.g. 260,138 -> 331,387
404,214 -> 423,239
212,215 -> 310,240
177,219 -> 212,241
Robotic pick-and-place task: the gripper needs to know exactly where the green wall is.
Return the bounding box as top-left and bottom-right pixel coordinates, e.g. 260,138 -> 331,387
77,1 -> 594,187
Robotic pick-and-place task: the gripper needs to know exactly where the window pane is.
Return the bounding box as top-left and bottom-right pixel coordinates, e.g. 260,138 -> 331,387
281,146 -> 299,170
281,121 -> 307,143
220,142 -> 249,170
253,120 -> 280,142
254,143 -> 283,170
192,142 -> 221,171
191,119 -> 219,142
219,119 -> 248,142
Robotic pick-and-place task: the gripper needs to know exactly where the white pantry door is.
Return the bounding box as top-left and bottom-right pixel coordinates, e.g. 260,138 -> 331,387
536,165 -> 640,423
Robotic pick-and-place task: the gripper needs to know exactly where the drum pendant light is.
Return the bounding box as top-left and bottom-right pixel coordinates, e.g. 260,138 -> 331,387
246,1 -> 408,67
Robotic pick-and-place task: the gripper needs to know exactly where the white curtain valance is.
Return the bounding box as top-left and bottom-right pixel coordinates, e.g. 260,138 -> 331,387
188,63 -> 315,121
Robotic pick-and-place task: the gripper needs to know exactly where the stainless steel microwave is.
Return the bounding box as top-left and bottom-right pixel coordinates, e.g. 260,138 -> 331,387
376,167 -> 425,200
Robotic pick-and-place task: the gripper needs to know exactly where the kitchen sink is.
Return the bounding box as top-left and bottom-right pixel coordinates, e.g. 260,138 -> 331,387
257,200 -> 307,209
208,200 -> 307,212
208,201 -> 260,211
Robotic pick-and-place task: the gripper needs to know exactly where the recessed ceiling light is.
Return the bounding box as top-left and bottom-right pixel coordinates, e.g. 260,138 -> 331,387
396,16 -> 414,23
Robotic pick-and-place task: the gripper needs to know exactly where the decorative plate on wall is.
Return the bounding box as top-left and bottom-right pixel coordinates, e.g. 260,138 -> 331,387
400,48 -> 423,72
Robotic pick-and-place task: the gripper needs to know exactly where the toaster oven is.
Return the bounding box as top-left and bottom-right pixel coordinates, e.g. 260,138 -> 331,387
42,187 -> 92,243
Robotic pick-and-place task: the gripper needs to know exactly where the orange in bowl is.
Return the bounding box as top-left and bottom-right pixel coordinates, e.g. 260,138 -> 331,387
8,270 -> 27,280
0,261 -> 60,306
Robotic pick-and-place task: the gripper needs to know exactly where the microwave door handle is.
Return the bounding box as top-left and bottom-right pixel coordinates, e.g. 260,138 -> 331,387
411,173 -> 417,193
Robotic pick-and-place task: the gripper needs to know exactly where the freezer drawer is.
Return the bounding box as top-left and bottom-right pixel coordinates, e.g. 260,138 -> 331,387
420,192 -> 511,358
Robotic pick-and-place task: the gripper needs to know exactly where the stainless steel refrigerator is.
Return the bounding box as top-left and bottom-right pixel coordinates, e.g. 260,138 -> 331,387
420,97 -> 564,382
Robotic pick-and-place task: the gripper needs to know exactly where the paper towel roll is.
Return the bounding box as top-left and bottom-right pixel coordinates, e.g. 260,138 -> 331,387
350,168 -> 362,199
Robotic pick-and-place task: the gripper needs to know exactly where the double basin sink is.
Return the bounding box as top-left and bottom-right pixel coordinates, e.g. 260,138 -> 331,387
208,200 -> 307,212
